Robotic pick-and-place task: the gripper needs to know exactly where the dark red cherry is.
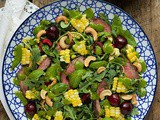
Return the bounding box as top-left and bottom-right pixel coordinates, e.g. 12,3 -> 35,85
108,94 -> 120,107
25,102 -> 37,116
114,35 -> 127,49
120,101 -> 133,115
44,81 -> 52,86
46,25 -> 59,41
82,93 -> 91,104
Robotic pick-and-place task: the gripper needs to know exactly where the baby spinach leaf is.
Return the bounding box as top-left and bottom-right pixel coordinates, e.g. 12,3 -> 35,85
11,44 -> 22,70
28,69 -> 44,80
84,8 -> 94,19
99,13 -> 111,25
90,23 -> 104,32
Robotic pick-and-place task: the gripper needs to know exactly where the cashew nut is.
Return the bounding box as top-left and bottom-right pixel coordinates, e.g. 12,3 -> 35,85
41,100 -> 46,111
133,62 -> 142,72
46,96 -> 53,107
37,30 -> 46,40
121,94 -> 133,100
131,94 -> 138,105
100,89 -> 112,100
67,31 -> 73,44
97,66 -> 106,74
85,27 -> 98,41
56,15 -> 68,24
84,56 -> 96,67
59,36 -> 69,49
48,78 -> 57,89
40,89 -> 47,99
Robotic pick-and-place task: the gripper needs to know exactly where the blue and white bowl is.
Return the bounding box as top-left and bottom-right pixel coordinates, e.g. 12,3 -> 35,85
0,0 -> 158,120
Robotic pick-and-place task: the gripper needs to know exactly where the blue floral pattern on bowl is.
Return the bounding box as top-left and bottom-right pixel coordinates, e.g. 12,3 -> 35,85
2,0 -> 157,120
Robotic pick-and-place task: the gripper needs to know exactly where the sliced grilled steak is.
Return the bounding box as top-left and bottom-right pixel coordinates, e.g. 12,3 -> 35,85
91,18 -> 111,32
38,57 -> 51,71
123,61 -> 139,79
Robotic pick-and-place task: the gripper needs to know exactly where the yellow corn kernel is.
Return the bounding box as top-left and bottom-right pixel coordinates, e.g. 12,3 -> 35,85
37,55 -> 47,65
73,41 -> 88,55
26,90 -> 35,99
105,107 -> 110,118
70,15 -> 89,33
60,49 -> 71,63
54,111 -> 63,120
116,82 -> 126,93
112,77 -> 118,91
115,113 -> 125,120
32,114 -> 39,120
21,48 -> 31,65
64,89 -> 82,107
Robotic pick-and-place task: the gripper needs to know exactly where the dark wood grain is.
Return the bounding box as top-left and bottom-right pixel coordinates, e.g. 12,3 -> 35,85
0,0 -> 159,120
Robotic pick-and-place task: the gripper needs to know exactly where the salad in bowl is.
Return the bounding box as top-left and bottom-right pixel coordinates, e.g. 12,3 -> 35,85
11,8 -> 147,120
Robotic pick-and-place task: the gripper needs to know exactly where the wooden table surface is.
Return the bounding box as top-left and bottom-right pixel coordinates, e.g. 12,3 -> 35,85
0,0 -> 159,120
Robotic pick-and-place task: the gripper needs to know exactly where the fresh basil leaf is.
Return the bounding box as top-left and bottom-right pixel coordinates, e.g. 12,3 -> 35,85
90,23 -> 104,32
31,46 -> 41,70
84,8 -> 94,19
11,44 -> 22,70
99,13 -> 111,25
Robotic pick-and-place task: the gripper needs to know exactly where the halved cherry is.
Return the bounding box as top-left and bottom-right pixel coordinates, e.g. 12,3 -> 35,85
42,39 -> 53,47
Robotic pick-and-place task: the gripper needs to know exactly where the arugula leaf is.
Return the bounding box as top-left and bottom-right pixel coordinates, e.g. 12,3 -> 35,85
11,44 -> 22,70
64,106 -> 77,120
63,8 -> 82,19
79,71 -> 106,93
131,107 -> 139,116
23,70 -> 44,89
90,23 -> 104,32
121,30 -> 137,47
99,13 -> 111,25
112,14 -> 122,29
138,78 -> 147,88
31,46 -> 41,70
98,32 -> 111,42
28,69 -> 44,80
15,91 -> 28,105
82,70 -> 93,80
137,88 -> 147,97
84,8 -> 94,19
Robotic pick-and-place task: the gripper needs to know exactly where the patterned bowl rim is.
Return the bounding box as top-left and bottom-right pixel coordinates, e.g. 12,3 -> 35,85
1,0 -> 158,120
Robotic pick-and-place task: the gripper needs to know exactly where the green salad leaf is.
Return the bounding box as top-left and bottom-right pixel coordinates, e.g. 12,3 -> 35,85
11,44 -> 22,70
99,13 -> 111,25
31,46 -> 41,70
15,91 -> 28,105
90,23 -> 104,32
84,8 -> 94,19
